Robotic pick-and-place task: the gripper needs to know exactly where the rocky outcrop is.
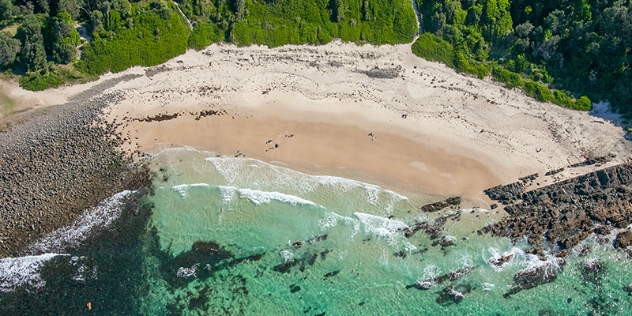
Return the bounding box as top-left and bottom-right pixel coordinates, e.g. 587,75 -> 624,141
613,230 -> 632,249
482,163 -> 632,250
504,263 -> 557,298
489,254 -> 514,266
421,196 -> 461,212
436,284 -> 472,305
407,267 -> 474,290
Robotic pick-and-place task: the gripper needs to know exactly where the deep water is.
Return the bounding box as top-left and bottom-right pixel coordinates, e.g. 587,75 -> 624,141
1,148 -> 631,315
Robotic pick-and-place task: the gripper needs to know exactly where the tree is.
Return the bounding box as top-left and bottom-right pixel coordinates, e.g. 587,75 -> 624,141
90,10 -> 104,34
0,0 -> 13,21
52,41 -> 75,63
330,0 -> 344,22
233,0 -> 245,21
0,32 -> 20,67
17,15 -> 47,72
51,12 -> 79,63
55,0 -> 83,19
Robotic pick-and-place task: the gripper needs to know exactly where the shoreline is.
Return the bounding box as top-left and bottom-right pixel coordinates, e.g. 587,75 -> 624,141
0,74 -> 148,258
101,41 -> 630,201
1,40 -> 631,256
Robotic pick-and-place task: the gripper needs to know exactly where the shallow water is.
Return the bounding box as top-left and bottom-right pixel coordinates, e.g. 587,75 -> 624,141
1,148 -> 631,315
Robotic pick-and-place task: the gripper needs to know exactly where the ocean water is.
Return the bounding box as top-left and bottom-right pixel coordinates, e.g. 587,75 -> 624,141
1,147 -> 631,315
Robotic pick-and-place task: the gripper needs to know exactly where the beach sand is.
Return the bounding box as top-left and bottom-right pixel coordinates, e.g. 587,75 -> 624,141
8,40 -> 631,202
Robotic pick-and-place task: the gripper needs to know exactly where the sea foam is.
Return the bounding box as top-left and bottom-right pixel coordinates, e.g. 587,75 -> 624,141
205,157 -> 408,208
29,190 -> 134,254
238,188 -> 318,206
172,183 -> 210,197
0,253 -> 66,292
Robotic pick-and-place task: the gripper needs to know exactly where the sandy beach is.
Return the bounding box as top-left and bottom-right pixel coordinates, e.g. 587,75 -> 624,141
6,40 -> 631,201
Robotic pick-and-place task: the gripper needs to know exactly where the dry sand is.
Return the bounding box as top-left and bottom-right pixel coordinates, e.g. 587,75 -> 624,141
7,41 -> 631,201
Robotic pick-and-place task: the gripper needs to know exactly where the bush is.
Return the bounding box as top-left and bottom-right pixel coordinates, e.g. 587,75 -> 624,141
19,66 -> 90,90
411,33 -> 454,67
492,66 -> 523,88
454,51 -> 490,79
77,3 -> 189,75
188,22 -> 223,50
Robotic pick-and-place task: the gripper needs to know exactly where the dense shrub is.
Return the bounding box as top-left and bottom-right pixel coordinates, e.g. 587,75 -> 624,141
77,3 -> 189,75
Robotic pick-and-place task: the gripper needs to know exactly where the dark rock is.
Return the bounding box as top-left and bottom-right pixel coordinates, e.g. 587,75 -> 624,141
545,168 -> 565,176
505,264 -> 557,297
483,163 -> 632,249
436,284 -> 472,305
290,284 -> 301,293
274,260 -> 297,273
394,251 -> 407,258
324,270 -> 340,278
137,112 -> 179,122
489,254 -> 514,266
421,197 -> 461,212
410,267 -> 475,290
614,231 -> 632,249
594,225 -> 611,235
581,259 -> 606,285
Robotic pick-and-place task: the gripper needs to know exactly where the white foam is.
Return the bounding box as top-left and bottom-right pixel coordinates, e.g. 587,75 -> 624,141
238,188 -> 318,206
486,246 -> 563,274
280,250 -> 294,263
416,264 -> 441,287
205,157 -> 408,207
30,190 -> 134,253
485,246 -> 522,272
482,283 -> 495,291
218,185 -> 237,204
354,212 -> 409,242
172,183 -> 210,197
176,263 -> 199,278
0,253 -> 66,292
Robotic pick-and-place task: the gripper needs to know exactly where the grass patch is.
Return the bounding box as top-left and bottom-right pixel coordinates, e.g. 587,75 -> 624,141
0,92 -> 15,117
411,33 -> 454,67
0,23 -> 19,36
19,65 -> 94,91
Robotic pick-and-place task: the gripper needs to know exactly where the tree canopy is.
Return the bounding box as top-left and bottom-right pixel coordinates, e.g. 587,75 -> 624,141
413,0 -> 632,113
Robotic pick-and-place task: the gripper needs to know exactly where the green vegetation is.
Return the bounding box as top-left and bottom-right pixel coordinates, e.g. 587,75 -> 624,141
413,0 -> 632,113
0,0 -> 622,117
0,90 -> 15,117
178,0 -> 417,48
0,0 -> 417,91
77,2 -> 189,75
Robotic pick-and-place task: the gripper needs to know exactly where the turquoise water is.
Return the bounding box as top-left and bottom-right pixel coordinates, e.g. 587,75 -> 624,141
1,147 -> 630,315
139,148 -> 632,315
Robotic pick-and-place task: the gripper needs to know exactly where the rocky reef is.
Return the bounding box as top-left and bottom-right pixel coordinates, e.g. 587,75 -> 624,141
482,163 -> 632,251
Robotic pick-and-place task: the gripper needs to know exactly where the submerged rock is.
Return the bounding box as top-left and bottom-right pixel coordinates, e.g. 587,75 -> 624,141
504,264 -> 557,298
436,284 -> 472,305
581,259 -> 607,285
408,267 -> 475,290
